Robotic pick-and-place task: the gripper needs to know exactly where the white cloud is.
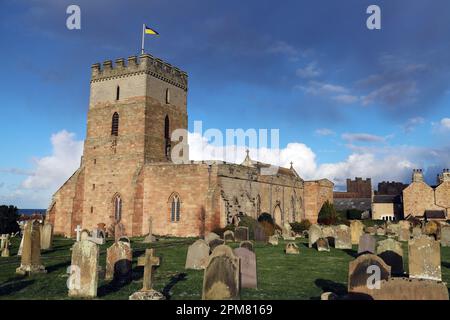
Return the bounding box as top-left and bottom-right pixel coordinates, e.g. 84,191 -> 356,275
440,118 -> 450,130
341,133 -> 386,143
296,62 -> 321,78
402,117 -> 425,133
315,128 -> 335,136
332,94 -> 360,104
296,80 -> 348,96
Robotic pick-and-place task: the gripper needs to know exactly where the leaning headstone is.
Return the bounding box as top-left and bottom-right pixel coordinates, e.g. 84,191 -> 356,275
105,240 -> 132,283
233,247 -> 257,289
350,220 -> 364,245
16,220 -> 46,275
209,238 -> 225,253
68,239 -> 99,298
398,221 -> 411,242
205,232 -> 220,244
376,238 -> 404,275
285,242 -> 299,255
223,230 -> 235,242
348,254 -> 391,295
364,277 -> 449,300
202,245 -> 240,300
308,224 -> 322,248
129,249 -> 164,300
408,235 -> 441,281
239,241 -> 254,252
315,238 -> 330,252
185,239 -> 210,270
235,227 -> 249,242
357,234 -> 376,255
335,225 -> 352,249
440,225 -> 450,247
268,235 -> 278,246
40,222 -> 53,250
254,223 -> 268,242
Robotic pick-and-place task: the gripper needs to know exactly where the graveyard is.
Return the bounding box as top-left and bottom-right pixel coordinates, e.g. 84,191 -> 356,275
1,229 -> 450,300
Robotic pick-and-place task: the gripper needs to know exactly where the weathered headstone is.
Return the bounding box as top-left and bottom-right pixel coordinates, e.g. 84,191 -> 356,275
17,234 -> 24,256
16,220 -> 46,275
376,238 -> 404,275
350,220 -> 364,245
412,226 -> 422,238
80,229 -> 90,241
224,230 -> 235,242
185,239 -> 210,270
348,254 -> 391,295
315,237 -> 330,252
233,247 -> 257,289
357,234 -> 376,255
398,221 -> 411,242
440,225 -> 450,247
142,217 -> 155,243
308,224 -> 322,248
285,242 -> 299,255
268,235 -> 278,246
209,238 -> 225,253
254,223 -> 268,242
365,226 -> 377,236
235,227 -> 249,242
423,221 -> 440,240
239,240 -> 254,252
335,225 -> 352,249
1,234 -> 10,257
105,240 -> 132,283
386,223 -> 400,238
88,228 -> 105,245
40,222 -> 53,250
202,245 -> 240,300
282,223 -> 295,240
408,235 -> 441,281
129,249 -> 164,300
68,239 -> 99,298
205,232 -> 220,244
376,227 -> 386,236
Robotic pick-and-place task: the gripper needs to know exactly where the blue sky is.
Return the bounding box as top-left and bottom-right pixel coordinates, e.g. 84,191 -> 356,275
0,0 -> 450,208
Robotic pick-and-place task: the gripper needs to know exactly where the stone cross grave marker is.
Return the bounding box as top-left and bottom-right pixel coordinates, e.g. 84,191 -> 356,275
129,249 -> 164,300
74,225 -> 82,242
143,217 -> 156,243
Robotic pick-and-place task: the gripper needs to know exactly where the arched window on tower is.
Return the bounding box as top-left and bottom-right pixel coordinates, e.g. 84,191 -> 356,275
116,86 -> 120,100
111,112 -> 119,136
164,115 -> 171,159
170,193 -> 181,222
165,88 -> 170,104
113,194 -> 122,222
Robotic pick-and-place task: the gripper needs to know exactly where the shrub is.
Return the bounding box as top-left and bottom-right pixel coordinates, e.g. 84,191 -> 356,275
317,201 -> 337,225
211,224 -> 235,238
290,220 -> 311,234
0,205 -> 20,234
346,209 -> 363,220
258,212 -> 274,225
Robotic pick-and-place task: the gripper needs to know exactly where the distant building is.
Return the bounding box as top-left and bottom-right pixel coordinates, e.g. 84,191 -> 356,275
333,177 -> 372,212
402,169 -> 450,220
372,195 -> 403,221
375,181 -> 408,196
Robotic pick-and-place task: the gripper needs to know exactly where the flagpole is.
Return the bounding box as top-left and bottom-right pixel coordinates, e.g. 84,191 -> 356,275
141,23 -> 145,55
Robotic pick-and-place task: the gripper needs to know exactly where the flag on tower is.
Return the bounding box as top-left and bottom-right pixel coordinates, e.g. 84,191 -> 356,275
141,24 -> 159,54
144,25 -> 159,36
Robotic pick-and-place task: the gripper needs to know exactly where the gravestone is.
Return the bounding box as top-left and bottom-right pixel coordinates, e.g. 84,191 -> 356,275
268,235 -> 278,246
350,220 -> 364,245
358,234 -> 376,255
387,223 -> 400,237
233,247 -> 257,289
315,237 -> 330,252
408,235 -> 441,281
308,224 -> 322,248
365,226 -> 376,236
88,228 -> 105,245
239,241 -> 254,252
105,240 -> 132,283
16,220 -> 46,275
376,227 -> 386,236
68,239 -> 99,298
335,225 -> 352,249
235,227 -> 249,242
412,226 -> 422,239
364,277 -> 449,300
440,225 -> 450,247
80,229 -> 90,241
202,245 -> 240,300
376,238 -> 404,275
398,221 -> 411,242
254,223 -> 268,242
205,232 -> 220,244
142,217 -> 156,243
185,239 -> 210,270
285,242 -> 299,255
423,221 -> 440,240
1,234 -> 10,257
40,222 -> 53,250
129,249 -> 164,300
209,238 -> 225,253
74,225 -> 82,241
223,230 -> 235,242
282,223 -> 295,240
348,254 -> 391,295
17,234 -> 24,256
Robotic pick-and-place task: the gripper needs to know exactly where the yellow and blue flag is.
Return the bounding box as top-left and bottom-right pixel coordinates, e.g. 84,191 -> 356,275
144,25 -> 159,36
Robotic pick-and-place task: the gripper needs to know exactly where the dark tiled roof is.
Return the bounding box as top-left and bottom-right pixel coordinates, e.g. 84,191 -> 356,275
424,210 -> 446,219
373,195 -> 402,204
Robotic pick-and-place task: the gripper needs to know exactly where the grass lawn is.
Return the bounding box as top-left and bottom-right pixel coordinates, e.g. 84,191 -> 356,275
1,236 -> 449,300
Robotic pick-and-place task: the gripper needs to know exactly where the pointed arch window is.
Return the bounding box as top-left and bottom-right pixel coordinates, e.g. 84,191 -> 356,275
114,195 -> 122,222
111,112 -> 119,136
165,88 -> 170,104
170,194 -> 181,222
164,115 -> 171,159
116,86 -> 120,100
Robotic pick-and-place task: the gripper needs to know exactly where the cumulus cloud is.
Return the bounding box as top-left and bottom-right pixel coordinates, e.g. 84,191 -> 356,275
296,81 -> 348,96
296,62 -> 321,78
402,117 -> 425,133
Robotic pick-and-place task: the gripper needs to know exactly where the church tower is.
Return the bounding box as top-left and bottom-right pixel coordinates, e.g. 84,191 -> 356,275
79,53 -> 188,233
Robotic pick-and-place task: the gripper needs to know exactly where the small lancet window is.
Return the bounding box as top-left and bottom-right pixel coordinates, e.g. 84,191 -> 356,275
116,86 -> 120,100
165,88 -> 170,104
111,112 -> 119,136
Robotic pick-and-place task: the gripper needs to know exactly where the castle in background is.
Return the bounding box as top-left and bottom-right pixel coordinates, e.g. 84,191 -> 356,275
47,53 -> 333,237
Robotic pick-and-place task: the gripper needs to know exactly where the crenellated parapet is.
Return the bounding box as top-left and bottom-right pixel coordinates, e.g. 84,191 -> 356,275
91,54 -> 188,91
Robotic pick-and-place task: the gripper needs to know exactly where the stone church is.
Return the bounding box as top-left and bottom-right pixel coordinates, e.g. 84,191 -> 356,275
47,53 -> 333,238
